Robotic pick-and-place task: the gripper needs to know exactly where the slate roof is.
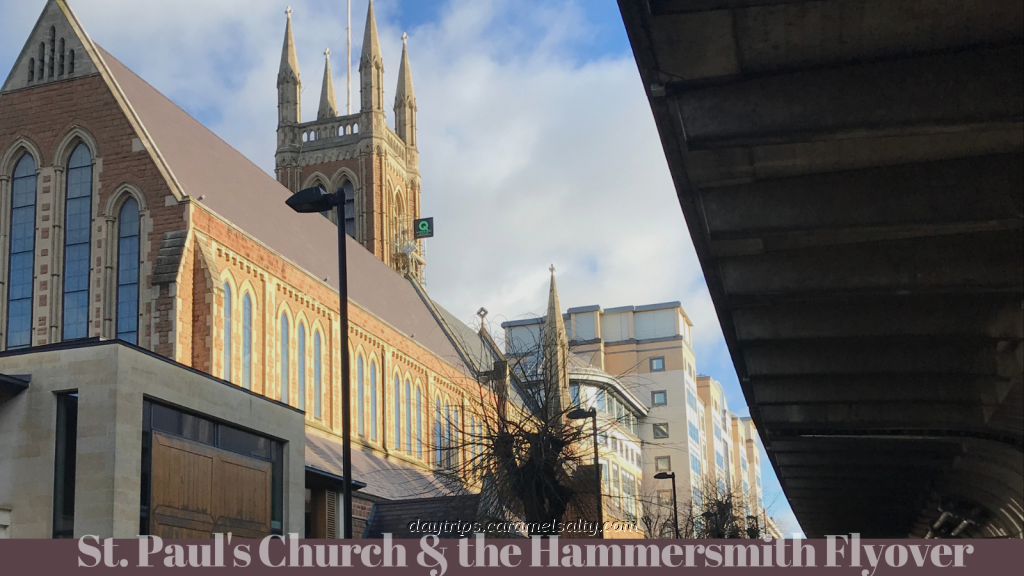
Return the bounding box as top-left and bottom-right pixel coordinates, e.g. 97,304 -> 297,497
305,431 -> 460,502
96,46 -> 482,374
362,495 -> 482,539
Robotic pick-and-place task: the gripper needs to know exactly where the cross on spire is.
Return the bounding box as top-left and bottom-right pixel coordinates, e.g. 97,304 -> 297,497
325,48 -> 331,57
549,264 -> 556,274
285,6 -> 292,17
402,32 -> 408,45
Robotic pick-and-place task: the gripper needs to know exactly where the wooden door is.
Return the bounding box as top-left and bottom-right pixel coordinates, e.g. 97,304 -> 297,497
150,432 -> 273,539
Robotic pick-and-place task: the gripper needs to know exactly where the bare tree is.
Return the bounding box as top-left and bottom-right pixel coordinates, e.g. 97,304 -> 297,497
428,327 -> 620,537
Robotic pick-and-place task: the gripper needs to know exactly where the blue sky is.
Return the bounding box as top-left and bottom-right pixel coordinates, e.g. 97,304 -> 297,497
1,0 -> 800,536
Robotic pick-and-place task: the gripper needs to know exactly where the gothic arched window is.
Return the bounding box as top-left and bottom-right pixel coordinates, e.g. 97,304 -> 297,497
57,38 -> 65,76
63,143 -> 93,341
115,198 -> 140,344
357,355 -> 365,436
453,405 -> 460,467
469,416 -> 476,461
369,361 -> 377,441
434,397 -> 442,467
297,322 -> 306,411
405,379 -> 412,453
313,331 -> 322,419
68,50 -> 75,75
222,282 -> 232,381
415,387 -> 422,459
444,401 -> 452,468
279,314 -> 289,404
7,154 -> 37,350
242,293 -> 252,389
393,374 -> 401,450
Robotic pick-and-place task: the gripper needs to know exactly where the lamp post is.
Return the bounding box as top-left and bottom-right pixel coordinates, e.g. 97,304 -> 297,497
568,407 -> 603,538
286,186 -> 353,539
653,472 -> 679,538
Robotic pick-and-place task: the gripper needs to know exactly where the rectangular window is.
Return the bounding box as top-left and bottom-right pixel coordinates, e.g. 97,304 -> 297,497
596,389 -> 606,412
655,456 -> 670,472
715,451 -> 724,469
690,454 -> 702,476
52,393 -> 79,538
649,356 -> 665,372
713,423 -> 722,440
569,383 -> 580,406
741,456 -> 748,472
686,389 -> 697,411
651,390 -> 667,406
612,464 -> 620,496
653,423 -> 669,439
657,490 -> 672,506
693,488 -> 703,508
688,422 -> 699,443
598,431 -> 607,446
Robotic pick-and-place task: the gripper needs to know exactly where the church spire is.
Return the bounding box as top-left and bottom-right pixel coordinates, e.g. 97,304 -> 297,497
394,33 -> 417,146
318,49 -> 338,120
542,265 -> 571,421
277,6 -> 301,126
359,0 -> 384,114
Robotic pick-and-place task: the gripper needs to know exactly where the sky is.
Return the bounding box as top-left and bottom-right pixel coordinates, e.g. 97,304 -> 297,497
0,0 -> 801,536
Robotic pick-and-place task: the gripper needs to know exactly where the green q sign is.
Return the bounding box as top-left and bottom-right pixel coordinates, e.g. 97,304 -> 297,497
414,217 -> 434,239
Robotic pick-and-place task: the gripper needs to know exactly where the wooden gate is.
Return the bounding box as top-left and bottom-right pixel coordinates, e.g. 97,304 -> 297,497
150,431 -> 273,539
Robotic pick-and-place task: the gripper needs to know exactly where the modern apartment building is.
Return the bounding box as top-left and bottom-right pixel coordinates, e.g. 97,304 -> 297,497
504,301 -> 705,536
696,376 -> 733,495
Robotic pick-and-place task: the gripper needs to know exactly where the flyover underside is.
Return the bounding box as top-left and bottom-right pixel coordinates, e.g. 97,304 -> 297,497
620,0 -> 1023,537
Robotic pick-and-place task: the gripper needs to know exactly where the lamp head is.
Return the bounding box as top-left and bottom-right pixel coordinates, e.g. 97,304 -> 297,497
567,408 -> 595,420
654,472 -> 675,480
286,185 -> 337,213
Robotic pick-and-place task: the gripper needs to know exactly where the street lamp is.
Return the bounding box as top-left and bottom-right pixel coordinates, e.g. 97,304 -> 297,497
567,407 -> 603,538
286,186 -> 353,539
746,514 -> 760,539
653,472 -> 679,539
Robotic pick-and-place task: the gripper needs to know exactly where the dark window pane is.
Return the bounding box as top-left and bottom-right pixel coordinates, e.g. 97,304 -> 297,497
151,403 -> 182,435
52,393 -> 79,538
218,425 -> 271,460
181,413 -> 215,445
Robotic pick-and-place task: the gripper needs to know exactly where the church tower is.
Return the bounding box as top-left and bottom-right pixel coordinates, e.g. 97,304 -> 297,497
274,1 -> 424,282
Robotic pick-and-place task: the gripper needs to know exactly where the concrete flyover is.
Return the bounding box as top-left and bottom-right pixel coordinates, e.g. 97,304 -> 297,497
618,0 -> 1022,538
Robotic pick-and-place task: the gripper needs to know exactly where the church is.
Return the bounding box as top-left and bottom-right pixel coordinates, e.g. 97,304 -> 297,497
0,0 -> 504,539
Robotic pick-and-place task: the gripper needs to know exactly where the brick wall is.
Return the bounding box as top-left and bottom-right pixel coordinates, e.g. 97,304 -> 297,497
0,73 -> 186,353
